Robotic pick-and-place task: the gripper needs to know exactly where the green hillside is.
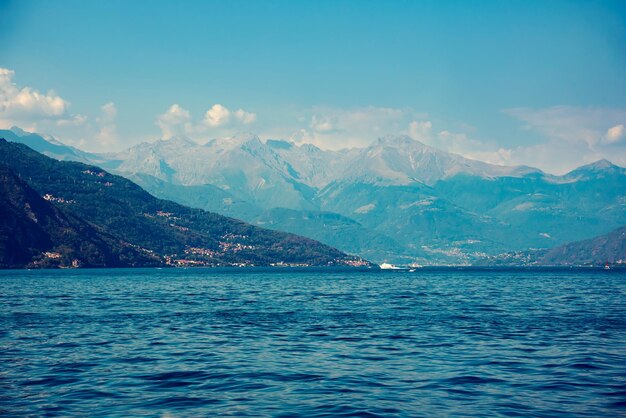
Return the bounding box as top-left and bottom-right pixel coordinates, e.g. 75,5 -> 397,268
0,139 -> 369,268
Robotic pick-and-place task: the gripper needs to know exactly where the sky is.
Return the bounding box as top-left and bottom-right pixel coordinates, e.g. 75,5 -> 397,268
1,0 -> 625,173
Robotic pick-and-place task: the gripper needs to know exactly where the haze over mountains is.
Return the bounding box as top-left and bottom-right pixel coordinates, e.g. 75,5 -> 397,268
4,127 -> 626,265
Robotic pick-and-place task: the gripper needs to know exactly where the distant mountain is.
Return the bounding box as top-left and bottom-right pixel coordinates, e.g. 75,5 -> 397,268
539,225 -> 626,266
0,139 -> 369,268
337,135 -> 539,186
317,180 -> 516,264
109,133 -> 538,192
108,134 -> 321,210
100,133 -> 565,264
128,172 -> 409,263
7,127 -> 626,265
126,172 -> 262,221
564,159 -> 626,181
476,225 -> 626,267
0,165 -> 161,268
0,127 -> 95,163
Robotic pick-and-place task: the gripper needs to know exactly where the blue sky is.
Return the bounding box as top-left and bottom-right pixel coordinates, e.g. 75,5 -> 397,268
1,0 -> 625,172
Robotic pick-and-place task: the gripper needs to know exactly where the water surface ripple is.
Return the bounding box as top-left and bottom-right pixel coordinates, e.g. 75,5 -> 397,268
1,268 -> 625,416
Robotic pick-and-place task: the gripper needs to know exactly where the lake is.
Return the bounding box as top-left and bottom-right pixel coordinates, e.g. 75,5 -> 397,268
1,267 -> 625,416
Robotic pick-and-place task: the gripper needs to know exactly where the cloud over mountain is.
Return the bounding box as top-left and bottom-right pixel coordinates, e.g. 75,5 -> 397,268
3,68 -> 626,172
504,106 -> 626,172
603,124 -> 625,145
156,104 -> 192,138
203,104 -> 256,127
156,103 -> 257,138
95,102 -> 119,148
288,106 -> 429,150
0,68 -> 79,130
0,68 -> 122,152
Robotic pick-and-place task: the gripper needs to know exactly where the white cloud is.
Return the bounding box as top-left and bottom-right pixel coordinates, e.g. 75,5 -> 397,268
274,107 -> 508,163
430,129 -> 513,165
201,104 -> 257,128
156,104 -> 192,138
504,106 -> 626,172
504,106 -> 626,148
234,108 -> 256,124
101,101 -> 117,119
603,124 -> 625,144
437,130 -> 472,153
156,103 -> 257,138
266,105 -> 626,173
0,68 -> 124,152
286,106 -> 427,149
4,66 -> 624,172
467,148 -> 513,166
408,120 -> 433,141
311,115 -> 335,133
203,104 -> 231,127
0,67 -> 78,130
55,114 -> 88,127
95,102 -> 119,148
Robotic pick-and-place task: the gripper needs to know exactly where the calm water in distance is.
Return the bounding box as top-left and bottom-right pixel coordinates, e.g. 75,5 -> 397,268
1,267 -> 625,417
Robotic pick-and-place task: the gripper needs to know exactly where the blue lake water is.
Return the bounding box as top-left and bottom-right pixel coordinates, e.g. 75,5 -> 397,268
1,267 -> 625,417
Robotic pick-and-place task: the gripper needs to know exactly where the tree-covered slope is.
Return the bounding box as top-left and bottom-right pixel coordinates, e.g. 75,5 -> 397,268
538,225 -> 626,266
0,139 -> 368,267
475,225 -> 626,267
0,165 -> 162,268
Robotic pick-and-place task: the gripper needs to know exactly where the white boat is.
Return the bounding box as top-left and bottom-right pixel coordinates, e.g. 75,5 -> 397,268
379,262 -> 401,270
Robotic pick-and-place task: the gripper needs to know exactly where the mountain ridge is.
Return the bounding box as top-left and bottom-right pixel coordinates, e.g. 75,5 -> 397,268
5,127 -> 626,265
476,224 -> 626,267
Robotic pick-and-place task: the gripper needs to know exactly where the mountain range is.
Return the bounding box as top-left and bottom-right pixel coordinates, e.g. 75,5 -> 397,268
539,225 -> 626,266
3,127 -> 626,265
0,137 -> 368,268
477,224 -> 626,267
